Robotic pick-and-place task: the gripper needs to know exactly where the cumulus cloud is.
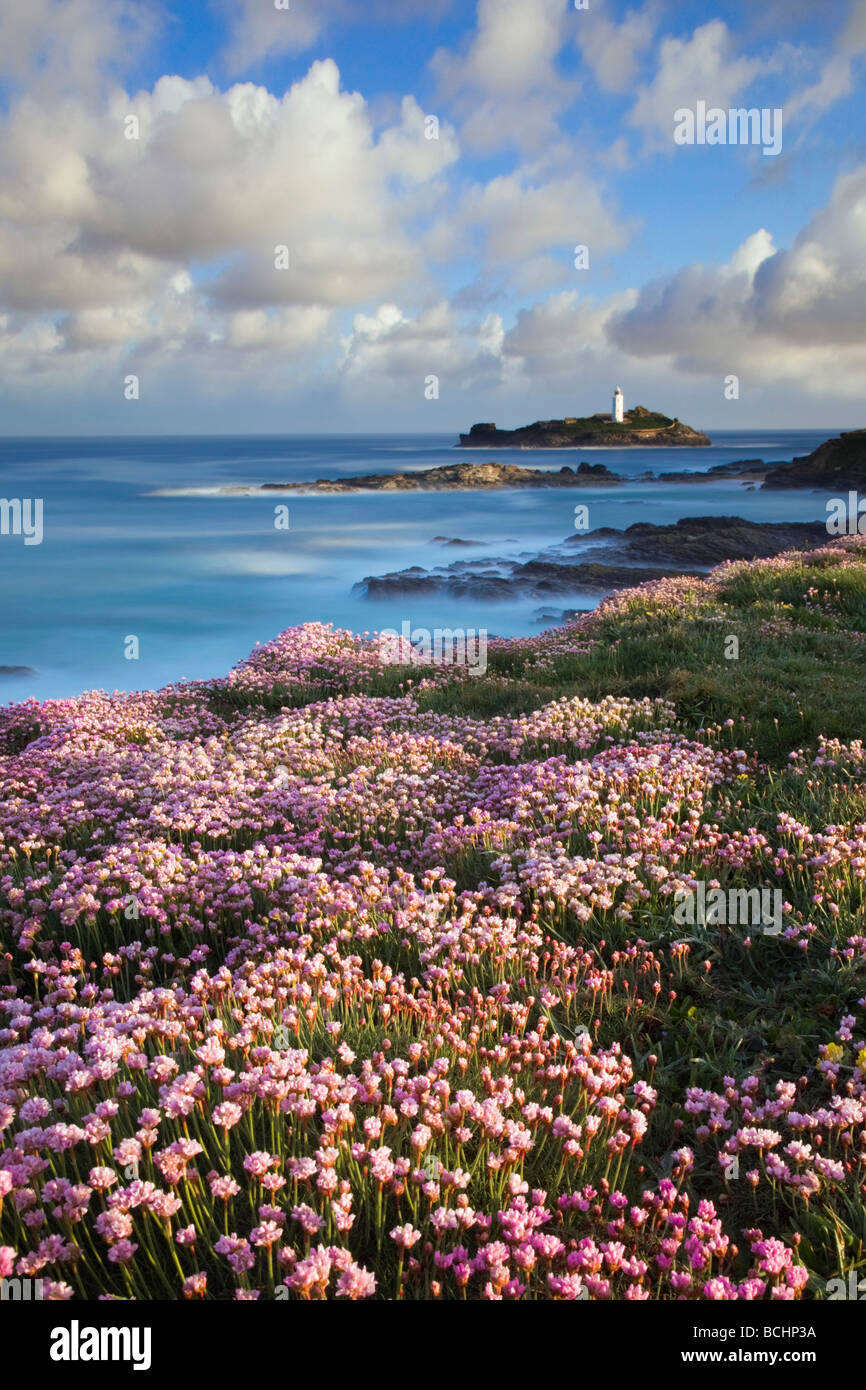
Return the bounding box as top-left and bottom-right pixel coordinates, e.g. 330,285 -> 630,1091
0,0 -> 631,410
431,0 -> 575,152
455,167 -> 633,272
0,0 -> 154,93
607,231 -> 777,370
750,169 -> 866,344
338,299 -> 507,401
219,305 -> 332,353
628,20 -> 770,153
0,50 -> 460,390
607,168 -> 866,394
219,0 -> 328,72
502,288 -> 637,382
575,2 -> 658,95
506,289 -> 600,364
432,161 -> 635,299
340,300 -> 459,376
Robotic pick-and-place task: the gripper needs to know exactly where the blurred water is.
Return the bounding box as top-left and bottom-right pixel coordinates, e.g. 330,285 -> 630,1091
0,431 -> 835,700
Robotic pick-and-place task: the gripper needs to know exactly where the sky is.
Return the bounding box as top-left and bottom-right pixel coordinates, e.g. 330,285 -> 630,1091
0,0 -> 864,434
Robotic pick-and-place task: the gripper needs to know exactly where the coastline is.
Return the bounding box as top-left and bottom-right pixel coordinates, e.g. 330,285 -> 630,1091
0,429 -> 849,703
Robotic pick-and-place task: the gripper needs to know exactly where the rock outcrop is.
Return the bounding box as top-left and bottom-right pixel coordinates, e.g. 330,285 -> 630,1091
761,431 -> 866,490
355,516 -> 826,601
246,460 -> 622,494
565,516 -> 828,566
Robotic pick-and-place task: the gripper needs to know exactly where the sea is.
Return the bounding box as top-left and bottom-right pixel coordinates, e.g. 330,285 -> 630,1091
0,431 -> 838,702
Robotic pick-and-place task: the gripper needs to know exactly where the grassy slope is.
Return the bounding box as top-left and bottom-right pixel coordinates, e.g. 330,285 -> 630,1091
415,546 -> 866,760
358,541 -> 866,1286
536,411 -> 673,436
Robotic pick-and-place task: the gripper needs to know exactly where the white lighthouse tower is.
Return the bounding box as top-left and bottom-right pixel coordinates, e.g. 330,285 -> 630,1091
612,386 -> 624,423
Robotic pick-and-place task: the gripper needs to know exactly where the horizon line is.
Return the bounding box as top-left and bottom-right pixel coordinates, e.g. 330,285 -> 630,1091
0,426 -> 858,441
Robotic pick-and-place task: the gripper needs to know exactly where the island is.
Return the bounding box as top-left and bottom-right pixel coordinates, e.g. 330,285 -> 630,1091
224,460 -> 622,495
458,404 -> 711,449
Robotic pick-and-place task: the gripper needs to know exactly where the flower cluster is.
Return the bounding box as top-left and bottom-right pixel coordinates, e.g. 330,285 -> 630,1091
5,575 -> 866,1299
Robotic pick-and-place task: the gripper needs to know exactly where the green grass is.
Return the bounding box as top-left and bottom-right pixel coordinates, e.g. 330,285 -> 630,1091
413,549 -> 866,762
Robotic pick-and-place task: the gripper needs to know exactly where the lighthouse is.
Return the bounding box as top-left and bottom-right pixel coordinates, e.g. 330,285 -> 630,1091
612,387 -> 624,423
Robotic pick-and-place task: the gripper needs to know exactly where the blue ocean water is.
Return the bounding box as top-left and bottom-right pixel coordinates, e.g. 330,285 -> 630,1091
0,431 -> 838,701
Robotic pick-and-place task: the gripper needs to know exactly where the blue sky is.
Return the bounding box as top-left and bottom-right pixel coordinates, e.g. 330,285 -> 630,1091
0,0 -> 864,433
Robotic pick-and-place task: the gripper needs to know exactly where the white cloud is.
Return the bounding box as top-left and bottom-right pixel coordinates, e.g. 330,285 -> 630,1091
455,167 -> 634,278
437,0 -> 565,96
0,52 -> 460,390
786,54 -> 855,122
782,1 -> 866,126
575,3 -> 657,94
221,305 -> 332,352
431,0 -> 575,152
220,0 -> 457,74
338,299 -> 507,402
220,0 -> 326,72
727,228 -> 776,277
503,287 -> 636,377
375,96 -> 460,186
0,0 -> 153,93
340,300 -> 458,376
628,20 -> 769,153
607,167 -> 866,394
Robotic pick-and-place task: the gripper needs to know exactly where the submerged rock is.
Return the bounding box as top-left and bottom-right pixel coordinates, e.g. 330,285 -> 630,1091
431,536 -> 485,547
356,516 -> 826,601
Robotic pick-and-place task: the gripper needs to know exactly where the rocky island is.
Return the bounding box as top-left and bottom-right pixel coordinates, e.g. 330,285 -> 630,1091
458,404 -> 711,449
229,460 -> 622,495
